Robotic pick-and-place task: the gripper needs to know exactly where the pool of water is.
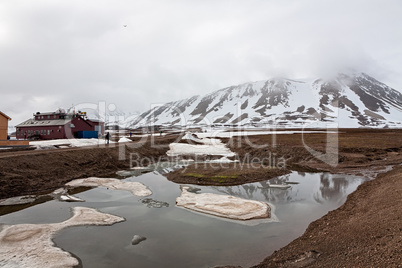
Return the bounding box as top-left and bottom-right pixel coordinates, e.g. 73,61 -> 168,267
0,169 -> 367,268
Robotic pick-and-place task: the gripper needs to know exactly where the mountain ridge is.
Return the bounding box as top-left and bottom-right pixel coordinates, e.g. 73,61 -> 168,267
130,72 -> 402,128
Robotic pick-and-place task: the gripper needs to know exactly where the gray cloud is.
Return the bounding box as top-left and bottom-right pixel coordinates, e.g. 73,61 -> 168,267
1,0 -> 401,125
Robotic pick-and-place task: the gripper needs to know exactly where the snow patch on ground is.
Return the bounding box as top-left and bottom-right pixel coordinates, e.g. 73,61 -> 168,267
176,186 -> 270,220
0,207 -> 124,268
0,196 -> 36,206
66,177 -> 152,197
30,138 -> 114,149
167,142 -> 235,157
118,137 -> 132,143
167,133 -> 236,157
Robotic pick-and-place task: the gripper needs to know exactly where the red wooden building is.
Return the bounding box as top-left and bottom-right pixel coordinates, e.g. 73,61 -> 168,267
16,111 -> 104,140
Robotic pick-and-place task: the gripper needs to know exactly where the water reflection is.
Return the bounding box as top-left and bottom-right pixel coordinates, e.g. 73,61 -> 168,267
315,173 -> 350,202
208,172 -> 364,205
0,168 -> 367,268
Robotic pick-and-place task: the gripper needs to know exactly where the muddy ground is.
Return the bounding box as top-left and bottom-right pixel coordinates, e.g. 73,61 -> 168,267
0,134 -> 181,199
0,128 -> 401,267
168,128 -> 402,184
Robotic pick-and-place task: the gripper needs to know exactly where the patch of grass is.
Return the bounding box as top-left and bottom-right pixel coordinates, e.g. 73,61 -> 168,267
184,173 -> 238,181
184,173 -> 205,179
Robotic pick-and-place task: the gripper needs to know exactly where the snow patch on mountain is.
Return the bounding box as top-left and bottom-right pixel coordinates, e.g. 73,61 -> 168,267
130,72 -> 402,128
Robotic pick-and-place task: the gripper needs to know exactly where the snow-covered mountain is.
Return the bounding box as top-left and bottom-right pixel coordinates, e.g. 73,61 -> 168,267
130,72 -> 402,128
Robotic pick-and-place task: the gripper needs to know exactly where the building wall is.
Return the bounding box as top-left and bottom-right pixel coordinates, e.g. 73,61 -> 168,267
0,140 -> 29,147
69,117 -> 94,137
16,116 -> 97,140
0,115 -> 9,140
16,125 -> 67,140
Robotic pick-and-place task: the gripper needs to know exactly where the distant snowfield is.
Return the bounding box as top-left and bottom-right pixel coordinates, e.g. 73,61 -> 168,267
131,133 -> 167,137
166,129 -> 339,159
196,129 -> 339,139
26,128 -> 338,150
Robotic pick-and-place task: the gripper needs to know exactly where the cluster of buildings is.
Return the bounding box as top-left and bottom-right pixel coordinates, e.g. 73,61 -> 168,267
0,110 -> 105,146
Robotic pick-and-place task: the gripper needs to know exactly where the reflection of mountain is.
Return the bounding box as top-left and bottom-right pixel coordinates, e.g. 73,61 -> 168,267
208,172 -> 360,205
209,174 -> 298,203
313,173 -> 351,203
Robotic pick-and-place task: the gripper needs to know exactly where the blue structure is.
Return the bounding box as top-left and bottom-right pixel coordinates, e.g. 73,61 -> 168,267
76,131 -> 98,139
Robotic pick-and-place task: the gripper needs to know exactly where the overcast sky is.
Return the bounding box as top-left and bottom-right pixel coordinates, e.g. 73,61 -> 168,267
1,0 -> 402,126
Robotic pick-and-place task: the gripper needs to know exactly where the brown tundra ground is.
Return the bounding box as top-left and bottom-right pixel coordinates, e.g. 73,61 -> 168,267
0,129 -> 401,267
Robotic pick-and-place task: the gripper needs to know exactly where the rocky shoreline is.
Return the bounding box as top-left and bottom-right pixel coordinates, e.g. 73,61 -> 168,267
248,164 -> 402,267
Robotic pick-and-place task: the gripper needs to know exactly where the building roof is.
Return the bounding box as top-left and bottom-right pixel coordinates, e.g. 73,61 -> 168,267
16,118 -> 72,127
35,112 -> 64,116
87,119 -> 104,123
0,111 -> 11,120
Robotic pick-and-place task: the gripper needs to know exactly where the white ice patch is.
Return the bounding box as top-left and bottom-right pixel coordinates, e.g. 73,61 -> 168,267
50,188 -> 85,202
167,134 -> 236,157
176,186 -> 270,221
265,184 -> 291,189
0,196 -> 36,206
30,138 -> 115,149
66,177 -> 152,197
59,194 -> 85,202
118,137 -> 132,143
0,207 -> 124,268
167,142 -> 235,157
182,132 -> 205,143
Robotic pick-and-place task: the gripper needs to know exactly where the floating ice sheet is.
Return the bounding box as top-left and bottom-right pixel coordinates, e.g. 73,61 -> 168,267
176,186 -> 270,220
0,207 -> 124,268
66,177 -> 152,197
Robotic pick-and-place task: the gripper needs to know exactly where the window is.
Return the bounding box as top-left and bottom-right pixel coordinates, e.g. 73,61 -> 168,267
54,115 -> 56,119
47,130 -> 50,135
